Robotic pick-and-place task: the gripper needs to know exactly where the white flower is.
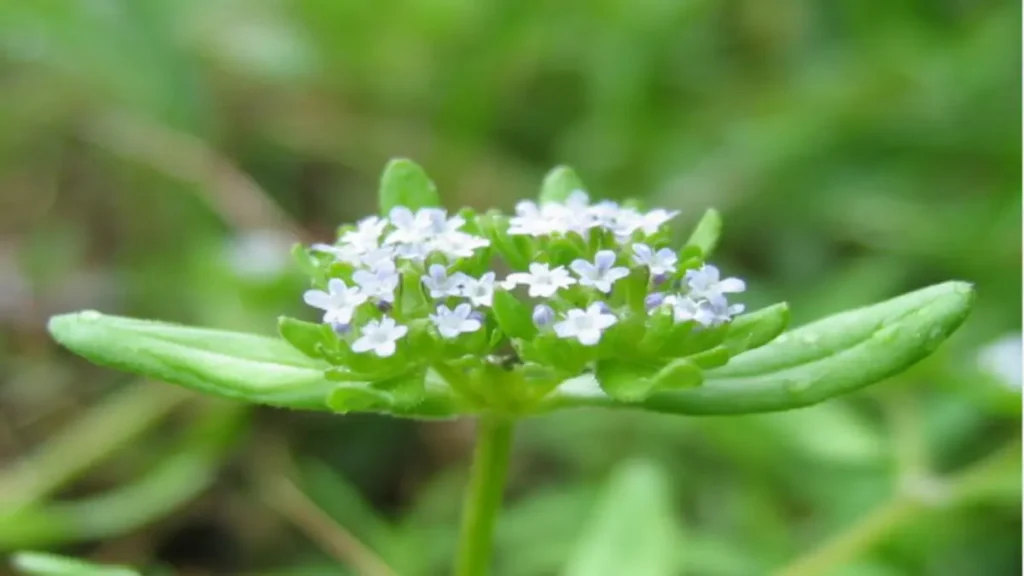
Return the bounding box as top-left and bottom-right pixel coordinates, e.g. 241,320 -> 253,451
664,295 -> 716,326
430,303 -> 483,339
431,231 -> 489,260
638,208 -> 679,235
569,250 -> 629,293
631,243 -> 678,276
422,264 -> 463,299
303,279 -> 368,325
554,303 -> 618,346
587,200 -> 623,229
353,261 -> 400,303
666,293 -> 743,327
508,201 -> 555,237
358,246 -> 397,270
385,207 -> 464,245
311,242 -> 362,265
457,272 -> 496,307
504,263 -> 576,298
341,216 -> 387,251
352,317 -> 407,357
684,265 -> 746,299
977,333 -> 1022,391
393,240 -> 432,262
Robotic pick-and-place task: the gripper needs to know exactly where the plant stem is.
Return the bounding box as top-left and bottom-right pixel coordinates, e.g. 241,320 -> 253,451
455,415 -> 515,576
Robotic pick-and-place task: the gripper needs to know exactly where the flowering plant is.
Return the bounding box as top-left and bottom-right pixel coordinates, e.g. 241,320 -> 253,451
47,159 -> 974,575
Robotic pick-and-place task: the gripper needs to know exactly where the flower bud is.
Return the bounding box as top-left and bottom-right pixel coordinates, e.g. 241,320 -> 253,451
532,304 -> 555,329
645,292 -> 667,311
331,322 -> 352,336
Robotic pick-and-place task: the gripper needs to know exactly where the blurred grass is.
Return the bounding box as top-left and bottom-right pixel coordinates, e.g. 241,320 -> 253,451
0,0 -> 1019,574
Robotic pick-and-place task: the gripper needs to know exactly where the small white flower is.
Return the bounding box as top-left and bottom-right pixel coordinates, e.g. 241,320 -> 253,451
504,263 -> 576,298
358,246 -> 397,270
341,216 -> 387,251
554,303 -> 618,346
431,231 -> 490,260
303,279 -> 368,325
422,264 -> 463,299
311,242 -> 363,265
457,272 -> 496,307
664,295 -> 716,326
353,261 -> 400,303
631,243 -> 678,276
665,294 -> 743,326
430,303 -> 483,339
570,250 -> 630,293
605,207 -> 645,239
420,208 -> 465,236
384,207 -> 424,245
352,317 -> 407,357
977,334 -> 1022,391
684,265 -> 746,299
587,200 -> 623,229
638,208 -> 679,235
393,241 -> 432,262
508,201 -> 555,237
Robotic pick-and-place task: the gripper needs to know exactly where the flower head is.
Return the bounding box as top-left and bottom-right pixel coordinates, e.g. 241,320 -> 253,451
504,263 -> 576,298
341,216 -> 387,252
554,303 -> 618,346
303,279 -> 368,325
570,250 -> 629,294
352,317 -> 407,357
430,303 -> 483,339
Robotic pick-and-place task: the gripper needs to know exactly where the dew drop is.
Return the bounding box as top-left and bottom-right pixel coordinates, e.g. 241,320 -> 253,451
801,333 -> 819,345
80,310 -> 101,322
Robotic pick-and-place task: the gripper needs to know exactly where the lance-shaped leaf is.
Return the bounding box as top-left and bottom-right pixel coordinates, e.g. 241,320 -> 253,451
10,551 -> 140,576
682,208 -> 722,258
540,165 -> 585,204
47,312 -> 462,418
562,460 -> 679,576
378,158 -> 441,214
546,281 -> 974,415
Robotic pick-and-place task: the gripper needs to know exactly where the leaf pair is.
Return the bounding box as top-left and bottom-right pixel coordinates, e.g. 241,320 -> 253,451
47,281 -> 975,418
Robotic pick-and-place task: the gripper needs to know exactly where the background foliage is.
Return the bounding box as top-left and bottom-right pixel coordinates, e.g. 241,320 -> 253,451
0,0 -> 1019,574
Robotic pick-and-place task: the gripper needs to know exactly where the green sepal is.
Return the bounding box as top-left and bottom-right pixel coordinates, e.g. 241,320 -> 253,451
651,358 -> 703,390
595,359 -> 657,402
398,268 -> 430,318
683,208 -> 722,258
539,165 -> 585,204
477,211 -> 529,270
638,306 -> 675,355
327,385 -> 392,414
613,266 -> 649,313
492,290 -> 537,340
722,302 -> 790,355
378,158 -> 441,214
292,243 -> 326,284
278,316 -> 325,359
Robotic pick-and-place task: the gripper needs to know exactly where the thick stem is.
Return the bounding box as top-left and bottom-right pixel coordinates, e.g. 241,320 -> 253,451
455,415 -> 515,576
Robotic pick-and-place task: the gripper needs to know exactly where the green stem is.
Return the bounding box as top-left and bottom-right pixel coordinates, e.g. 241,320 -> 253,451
455,415 -> 515,576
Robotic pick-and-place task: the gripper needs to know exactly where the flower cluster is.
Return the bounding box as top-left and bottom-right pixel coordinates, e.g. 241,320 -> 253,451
300,191 -> 746,362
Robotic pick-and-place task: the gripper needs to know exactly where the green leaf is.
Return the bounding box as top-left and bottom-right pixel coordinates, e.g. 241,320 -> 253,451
327,386 -> 392,414
278,316 -> 325,359
539,166 -> 585,204
378,158 -> 441,214
492,290 -> 537,340
561,460 -> 679,576
651,358 -> 703,390
47,312 -> 462,418
548,281 -> 975,415
10,552 -> 139,576
683,209 -> 722,258
477,211 -> 530,269
594,360 -> 657,402
721,302 -> 790,355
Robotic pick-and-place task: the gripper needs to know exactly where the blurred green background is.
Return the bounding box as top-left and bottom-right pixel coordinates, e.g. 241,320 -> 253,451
0,1 -> 1020,575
